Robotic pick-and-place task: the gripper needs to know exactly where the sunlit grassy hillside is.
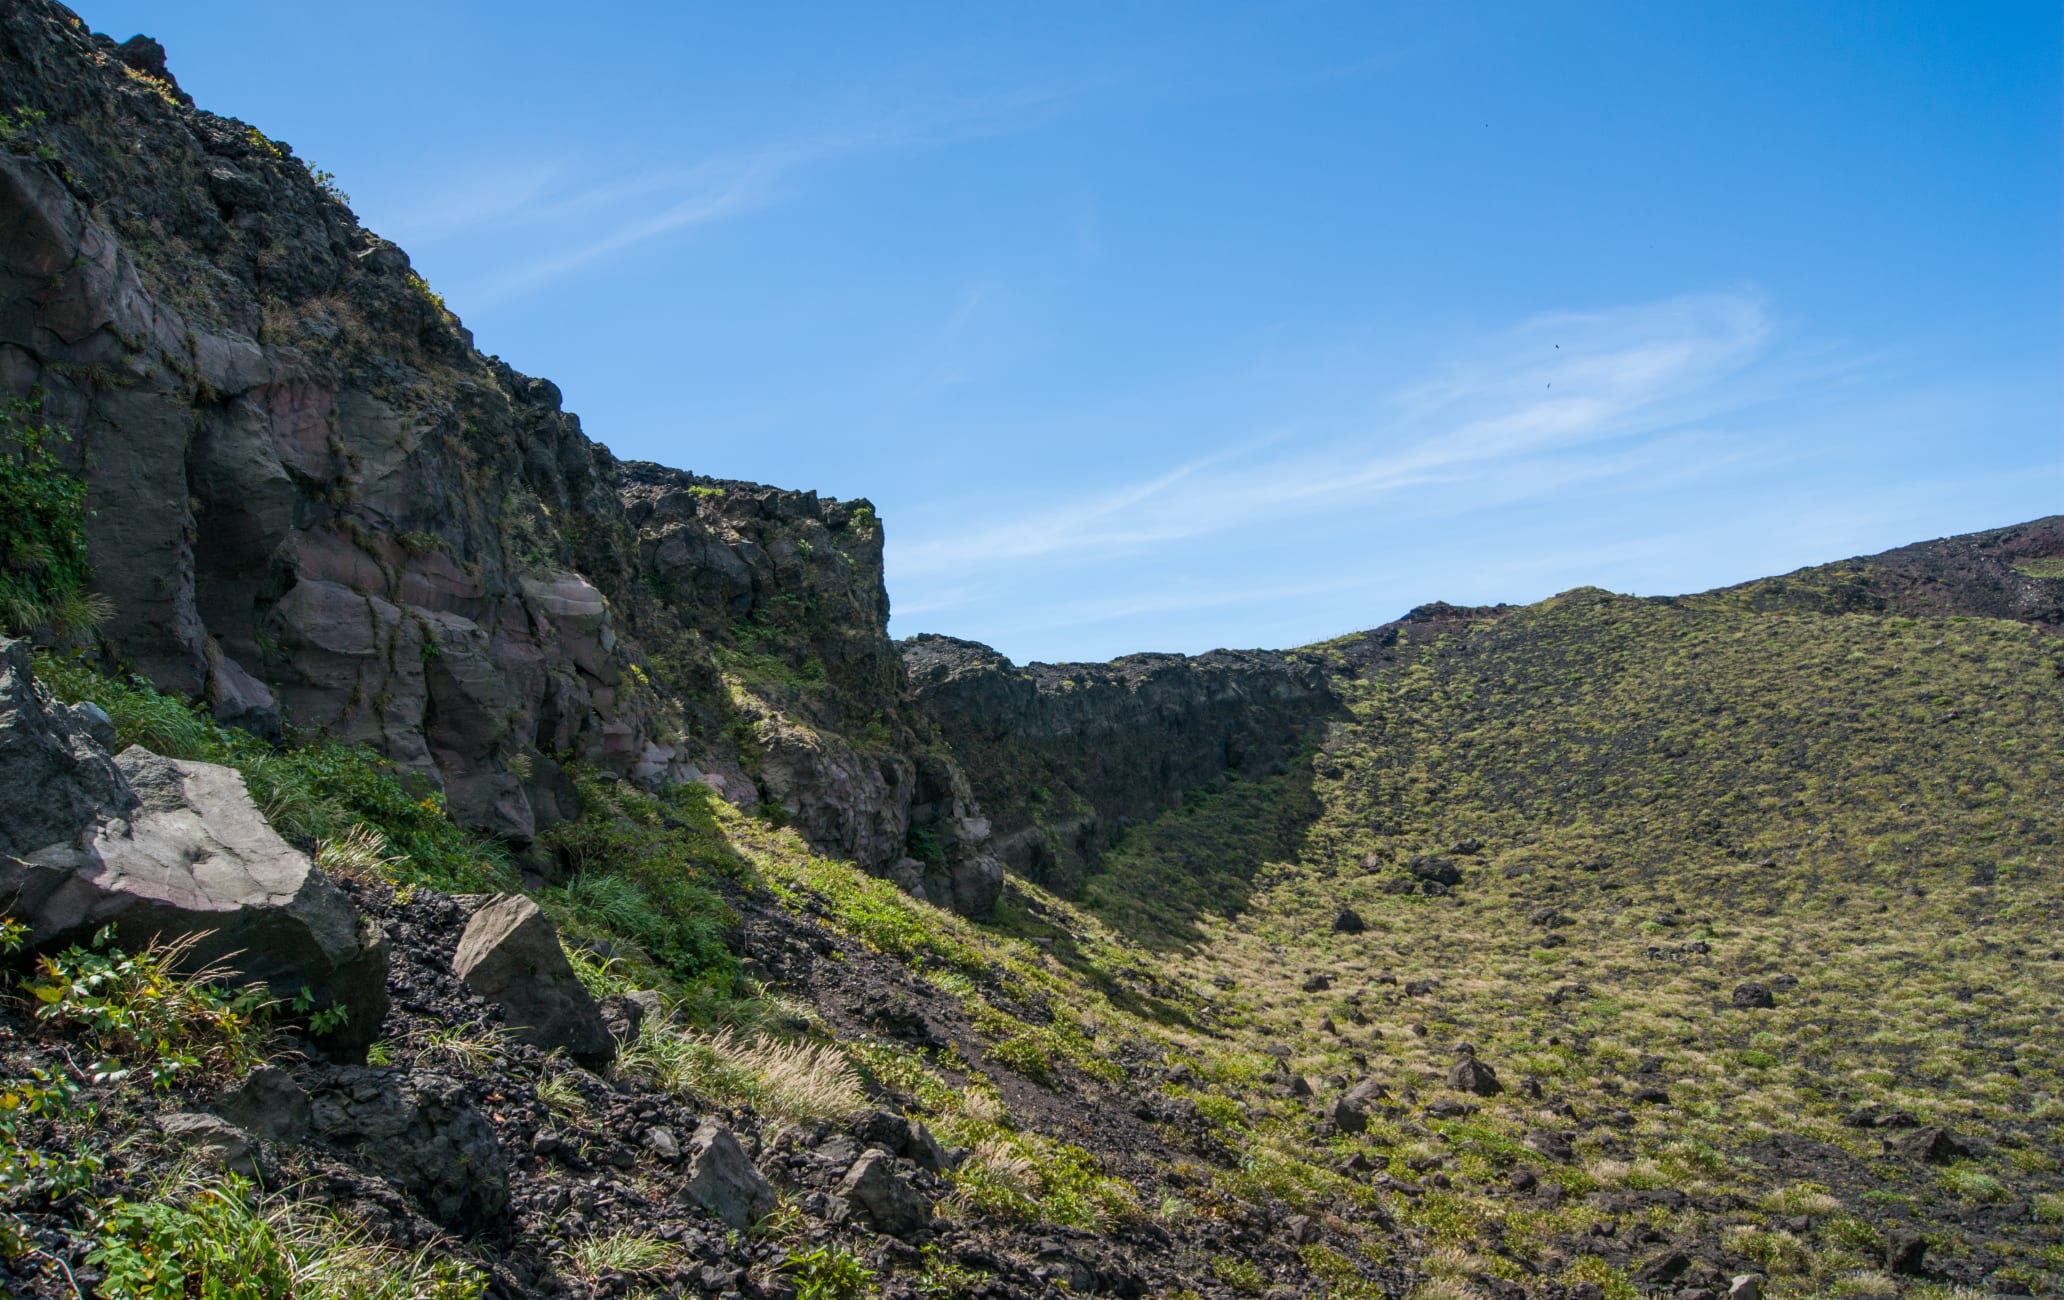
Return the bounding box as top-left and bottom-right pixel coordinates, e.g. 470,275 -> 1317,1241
1082,589 -> 2064,1296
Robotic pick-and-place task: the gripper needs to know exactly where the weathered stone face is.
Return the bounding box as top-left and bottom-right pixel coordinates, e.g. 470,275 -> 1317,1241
306,1067 -> 510,1231
899,634 -> 1343,891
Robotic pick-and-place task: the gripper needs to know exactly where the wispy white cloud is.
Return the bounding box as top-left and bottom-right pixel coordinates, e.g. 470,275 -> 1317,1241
483,158 -> 787,297
388,84 -> 1080,304
893,291 -> 1789,582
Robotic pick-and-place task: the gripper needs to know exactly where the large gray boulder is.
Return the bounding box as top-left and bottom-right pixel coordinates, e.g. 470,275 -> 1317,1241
57,750 -> 387,1056
452,894 -> 613,1066
680,1120 -> 776,1229
0,643 -> 389,1057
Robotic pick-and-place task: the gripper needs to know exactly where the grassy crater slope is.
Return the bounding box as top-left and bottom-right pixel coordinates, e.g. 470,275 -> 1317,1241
1081,579 -> 2064,1296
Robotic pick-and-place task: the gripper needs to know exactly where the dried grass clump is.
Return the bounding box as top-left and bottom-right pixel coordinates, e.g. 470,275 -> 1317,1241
617,1025 -> 865,1124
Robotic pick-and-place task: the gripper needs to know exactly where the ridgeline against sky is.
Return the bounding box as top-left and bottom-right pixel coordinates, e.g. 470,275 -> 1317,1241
74,0 -> 2063,661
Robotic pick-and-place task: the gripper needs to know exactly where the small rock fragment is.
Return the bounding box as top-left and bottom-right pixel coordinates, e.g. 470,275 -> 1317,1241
1448,1057 -> 1503,1096
1731,981 -> 1776,1009
1901,1127 -> 1974,1164
681,1120 -> 776,1230
833,1148 -> 931,1237
642,1126 -> 681,1161
156,1112 -> 256,1177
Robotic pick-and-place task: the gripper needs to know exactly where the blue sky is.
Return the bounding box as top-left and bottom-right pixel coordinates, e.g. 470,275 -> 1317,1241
80,1 -> 2062,662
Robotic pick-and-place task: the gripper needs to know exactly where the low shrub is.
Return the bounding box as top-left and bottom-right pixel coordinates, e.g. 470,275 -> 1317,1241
89,1168 -> 485,1299
25,928 -> 271,1088
785,1242 -> 873,1300
943,1127 -> 1137,1229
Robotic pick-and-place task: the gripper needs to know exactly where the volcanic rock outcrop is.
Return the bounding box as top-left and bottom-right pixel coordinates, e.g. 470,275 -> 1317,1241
898,635 -> 1341,890
0,2 -> 1000,912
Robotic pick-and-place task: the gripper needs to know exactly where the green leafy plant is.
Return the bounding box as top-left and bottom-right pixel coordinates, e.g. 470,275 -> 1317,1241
785,1242 -> 873,1300
0,107 -> 61,162
242,127 -> 283,160
404,270 -> 449,318
26,928 -> 270,1088
913,1243 -> 983,1298
90,1176 -> 296,1299
0,397 -> 107,638
308,166 -> 350,206
289,986 -> 350,1037
89,1168 -> 486,1299
1,1064 -> 102,1261
907,826 -> 946,869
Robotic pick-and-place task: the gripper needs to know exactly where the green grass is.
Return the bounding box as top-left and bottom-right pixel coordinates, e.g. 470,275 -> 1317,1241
616,1022 -> 865,1123
1060,590 -> 2064,1286
88,1168 -> 484,1299
0,398 -> 105,640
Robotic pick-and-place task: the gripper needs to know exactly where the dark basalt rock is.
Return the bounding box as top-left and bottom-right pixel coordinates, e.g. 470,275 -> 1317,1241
0,0 -> 1005,914
1901,1126 -> 1975,1165
1887,1232 -> 1929,1276
1448,1057 -> 1504,1097
681,1120 -> 777,1230
1731,981 -> 1777,1009
1408,855 -> 1463,886
832,1148 -> 932,1237
306,1067 -> 510,1231
215,1065 -> 314,1143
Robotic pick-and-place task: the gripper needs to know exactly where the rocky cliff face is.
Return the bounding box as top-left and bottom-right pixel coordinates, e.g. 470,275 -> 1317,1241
899,635 -> 1341,891
613,463 -> 1001,914
0,2 -> 999,912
